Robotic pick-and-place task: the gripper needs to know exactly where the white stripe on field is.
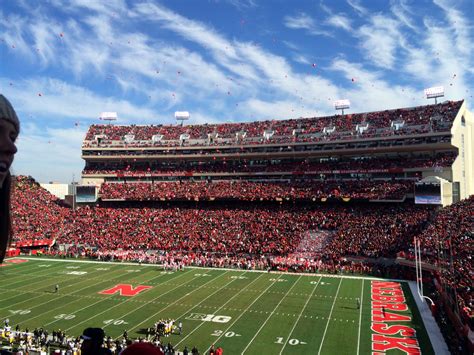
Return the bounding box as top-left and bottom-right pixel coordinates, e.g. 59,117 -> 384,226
278,276 -> 322,354
317,277 -> 343,355
175,272 -> 265,347
203,274 -> 284,354
67,269 -> 194,332
116,271 -> 230,338
357,279 -> 364,355
241,275 -> 302,354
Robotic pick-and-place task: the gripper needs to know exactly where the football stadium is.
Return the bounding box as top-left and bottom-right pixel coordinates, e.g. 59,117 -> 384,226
1,1 -> 474,355
2,98 -> 473,354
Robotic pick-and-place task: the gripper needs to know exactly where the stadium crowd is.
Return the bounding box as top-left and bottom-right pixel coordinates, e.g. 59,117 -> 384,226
83,101 -> 462,146
82,152 -> 457,176
404,195 -> 473,325
98,180 -> 414,201
7,176 -> 474,353
0,324 -> 201,354
12,176 -> 427,260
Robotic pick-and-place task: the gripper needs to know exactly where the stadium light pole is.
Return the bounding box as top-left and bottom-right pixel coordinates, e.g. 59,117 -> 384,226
175,111 -> 190,126
72,174 -> 76,212
334,99 -> 350,116
99,112 -> 118,125
424,86 -> 444,105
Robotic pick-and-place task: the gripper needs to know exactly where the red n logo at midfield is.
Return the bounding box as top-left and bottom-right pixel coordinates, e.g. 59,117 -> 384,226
99,284 -> 152,297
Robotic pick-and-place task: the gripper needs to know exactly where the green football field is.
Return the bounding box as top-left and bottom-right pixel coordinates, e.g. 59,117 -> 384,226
0,257 -> 434,354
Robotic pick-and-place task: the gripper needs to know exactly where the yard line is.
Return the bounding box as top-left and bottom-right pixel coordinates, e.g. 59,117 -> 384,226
118,270 -> 230,338
42,268 -> 178,328
67,269 -> 194,332
43,297 -> 107,327
241,275 -> 302,354
0,259 -> 55,280
0,261 -> 110,292
0,263 -> 162,322
11,257 -> 406,282
175,272 -> 265,347
0,263 -> 111,315
203,274 -> 284,354
278,276 -> 322,354
317,277 -> 343,355
0,261 -> 76,289
357,279 -> 364,355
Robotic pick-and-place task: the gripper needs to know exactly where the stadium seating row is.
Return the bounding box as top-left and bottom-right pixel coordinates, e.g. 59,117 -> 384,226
83,101 -> 462,146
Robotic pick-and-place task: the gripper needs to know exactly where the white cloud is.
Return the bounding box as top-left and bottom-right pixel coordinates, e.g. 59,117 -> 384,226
346,0 -> 368,16
239,98 -> 322,121
358,15 -> 402,69
325,14 -> 352,31
224,0 -> 257,10
292,54 -> 311,65
1,77 -> 161,123
2,0 -> 473,183
283,13 -> 331,36
12,124 -> 86,183
433,0 -> 472,57
390,0 -> 418,32
329,58 -> 420,112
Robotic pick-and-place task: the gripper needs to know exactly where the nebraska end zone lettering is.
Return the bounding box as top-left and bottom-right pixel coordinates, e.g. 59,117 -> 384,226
370,281 -> 421,355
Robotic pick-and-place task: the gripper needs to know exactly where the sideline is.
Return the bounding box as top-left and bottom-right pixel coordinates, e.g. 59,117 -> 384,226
7,257 -> 406,282
408,281 -> 450,355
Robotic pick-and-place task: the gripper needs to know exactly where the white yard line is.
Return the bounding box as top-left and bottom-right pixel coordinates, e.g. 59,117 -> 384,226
317,277 -> 343,355
9,257 -> 405,282
0,262 -> 76,289
241,275 -> 302,354
175,272 -> 265,347
68,269 -> 194,332
204,274 -> 284,354
43,268 -> 176,328
0,264 -> 118,319
43,297 -> 107,327
278,276 -> 322,354
1,265 -> 163,324
356,279 -> 364,355
115,271 -> 231,338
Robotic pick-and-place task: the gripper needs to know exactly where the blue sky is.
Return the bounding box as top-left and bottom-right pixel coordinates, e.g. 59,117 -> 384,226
1,0 -> 473,183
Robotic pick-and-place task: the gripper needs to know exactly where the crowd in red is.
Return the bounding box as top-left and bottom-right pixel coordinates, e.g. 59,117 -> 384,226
9,175 -> 473,353
9,176 -> 473,320
405,196 -> 473,325
83,101 -> 462,146
82,152 -> 457,176
98,180 -> 414,201
11,176 -> 427,259
11,176 -> 70,242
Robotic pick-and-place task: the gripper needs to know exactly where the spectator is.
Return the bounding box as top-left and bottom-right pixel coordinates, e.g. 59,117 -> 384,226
0,94 -> 20,263
80,327 -> 112,355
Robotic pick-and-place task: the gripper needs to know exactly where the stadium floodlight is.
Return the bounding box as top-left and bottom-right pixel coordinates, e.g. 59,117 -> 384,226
334,99 -> 350,115
99,112 -> 117,124
424,86 -> 444,104
175,111 -> 190,126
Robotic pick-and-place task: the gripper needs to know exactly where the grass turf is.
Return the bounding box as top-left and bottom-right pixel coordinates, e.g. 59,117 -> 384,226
0,257 -> 434,354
